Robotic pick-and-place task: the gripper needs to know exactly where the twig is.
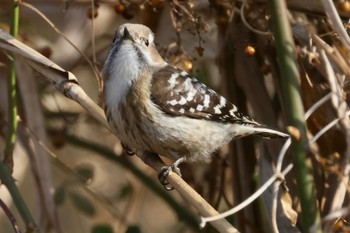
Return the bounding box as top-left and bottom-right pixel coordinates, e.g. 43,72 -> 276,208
271,138 -> 291,233
0,198 -> 22,233
304,92 -> 333,120
213,161 -> 233,209
309,110 -> 350,145
89,0 -> 103,97
200,164 -> 293,227
276,138 -> 292,173
141,152 -> 238,233
54,80 -> 109,129
309,45 -> 350,145
90,0 -> 97,65
322,207 -> 350,222
320,0 -> 350,53
317,43 -> 350,233
271,178 -> 280,233
0,161 -> 38,233
240,0 -> 271,36
311,34 -> 350,77
320,50 -> 342,109
19,1 -> 103,91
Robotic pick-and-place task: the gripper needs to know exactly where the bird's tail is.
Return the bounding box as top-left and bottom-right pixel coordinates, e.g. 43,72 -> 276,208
252,125 -> 289,139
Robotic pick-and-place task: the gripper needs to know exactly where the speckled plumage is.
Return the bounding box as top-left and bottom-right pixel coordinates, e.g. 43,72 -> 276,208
103,23 -> 288,162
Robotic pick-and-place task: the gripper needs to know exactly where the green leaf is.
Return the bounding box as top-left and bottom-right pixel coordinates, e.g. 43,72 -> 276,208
54,186 -> 65,205
69,191 -> 96,217
91,224 -> 114,233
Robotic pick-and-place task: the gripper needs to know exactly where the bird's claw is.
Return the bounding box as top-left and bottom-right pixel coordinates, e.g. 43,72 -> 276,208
157,157 -> 185,191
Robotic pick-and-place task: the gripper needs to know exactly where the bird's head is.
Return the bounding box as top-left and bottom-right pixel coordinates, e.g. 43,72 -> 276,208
106,23 -> 166,73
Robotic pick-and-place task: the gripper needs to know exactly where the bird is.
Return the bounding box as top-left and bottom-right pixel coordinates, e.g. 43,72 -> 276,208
103,23 -> 288,187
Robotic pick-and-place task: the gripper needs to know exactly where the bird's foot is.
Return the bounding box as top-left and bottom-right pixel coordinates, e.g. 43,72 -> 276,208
158,157 -> 186,191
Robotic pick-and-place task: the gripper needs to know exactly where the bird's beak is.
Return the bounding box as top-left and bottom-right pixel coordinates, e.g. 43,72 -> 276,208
122,27 -> 133,41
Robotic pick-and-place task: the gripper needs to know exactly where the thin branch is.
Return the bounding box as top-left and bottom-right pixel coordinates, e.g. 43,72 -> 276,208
311,34 -> 350,78
322,207 -> 350,222
276,138 -> 292,173
240,0 -> 271,36
304,92 -> 333,120
320,51 -> 342,109
141,152 -> 238,233
0,161 -> 39,233
317,42 -> 350,233
0,198 -> 22,233
309,111 -> 350,145
271,179 -> 281,233
90,0 -> 97,65
19,1 -> 102,91
271,138 -> 292,233
89,0 -> 103,97
320,0 -> 350,53
200,164 -> 293,227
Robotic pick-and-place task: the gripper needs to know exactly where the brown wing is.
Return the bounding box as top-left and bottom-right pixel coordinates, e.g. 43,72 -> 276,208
150,65 -> 258,125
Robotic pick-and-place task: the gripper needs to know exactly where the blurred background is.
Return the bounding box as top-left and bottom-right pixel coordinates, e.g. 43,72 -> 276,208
1,0 -> 350,232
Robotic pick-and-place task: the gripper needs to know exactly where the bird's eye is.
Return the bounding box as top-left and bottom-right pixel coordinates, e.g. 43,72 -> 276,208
144,39 -> 149,47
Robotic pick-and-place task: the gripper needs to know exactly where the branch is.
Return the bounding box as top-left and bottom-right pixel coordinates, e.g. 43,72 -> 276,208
0,162 -> 38,233
320,0 -> 350,53
141,152 -> 238,233
1,2 -> 39,232
267,0 -> 321,231
0,198 -> 22,233
3,0 -> 19,171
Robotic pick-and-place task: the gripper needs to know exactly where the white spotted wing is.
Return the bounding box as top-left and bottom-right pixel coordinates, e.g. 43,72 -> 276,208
150,66 -> 258,125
